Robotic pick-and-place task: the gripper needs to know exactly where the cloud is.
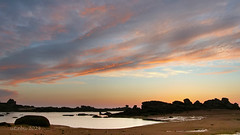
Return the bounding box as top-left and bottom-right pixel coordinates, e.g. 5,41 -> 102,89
0,0 -> 240,85
200,69 -> 239,75
97,68 -> 190,78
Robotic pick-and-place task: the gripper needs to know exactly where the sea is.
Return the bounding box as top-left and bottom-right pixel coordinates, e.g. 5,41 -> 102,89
0,112 -> 160,129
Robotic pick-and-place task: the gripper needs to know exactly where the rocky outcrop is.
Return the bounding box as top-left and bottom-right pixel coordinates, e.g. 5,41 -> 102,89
193,100 -> 204,109
203,98 -> 239,109
112,97 -> 239,117
0,122 -> 11,127
172,101 -> 184,106
142,98 -> 239,115
7,99 -> 16,106
184,98 -> 192,105
142,101 -> 174,114
15,115 -> 50,127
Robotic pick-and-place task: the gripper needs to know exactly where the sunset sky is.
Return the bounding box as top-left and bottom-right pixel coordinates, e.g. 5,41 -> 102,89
0,0 -> 240,107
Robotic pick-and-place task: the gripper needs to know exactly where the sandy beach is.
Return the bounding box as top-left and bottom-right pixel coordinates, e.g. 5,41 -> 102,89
0,109 -> 240,135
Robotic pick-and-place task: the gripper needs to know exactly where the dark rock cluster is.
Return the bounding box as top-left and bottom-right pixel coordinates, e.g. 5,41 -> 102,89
204,98 -> 239,109
112,97 -> 239,117
142,97 -> 239,115
0,122 -> 11,127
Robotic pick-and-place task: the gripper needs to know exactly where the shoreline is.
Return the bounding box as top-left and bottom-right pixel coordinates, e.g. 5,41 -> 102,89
0,109 -> 240,135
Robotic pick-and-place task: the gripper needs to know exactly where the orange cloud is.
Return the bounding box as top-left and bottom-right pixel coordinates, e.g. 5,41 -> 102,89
0,65 -> 25,70
4,72 -> 70,86
74,61 -> 133,76
80,5 -> 108,16
200,69 -> 239,75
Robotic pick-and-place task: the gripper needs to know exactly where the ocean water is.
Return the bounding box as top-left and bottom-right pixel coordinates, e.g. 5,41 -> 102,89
0,112 -> 160,129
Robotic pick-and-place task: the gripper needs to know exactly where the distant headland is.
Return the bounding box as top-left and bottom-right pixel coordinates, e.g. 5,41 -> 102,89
0,98 -> 239,117
0,99 -> 125,112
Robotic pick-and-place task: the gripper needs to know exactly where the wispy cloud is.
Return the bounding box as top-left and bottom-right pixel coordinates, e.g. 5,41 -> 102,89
0,0 -> 240,85
97,68 -> 190,78
200,69 -> 239,75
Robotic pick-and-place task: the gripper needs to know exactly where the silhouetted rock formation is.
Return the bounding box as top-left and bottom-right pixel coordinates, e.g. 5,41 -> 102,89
112,97 -> 239,117
7,99 -> 16,106
184,98 -> 192,105
15,115 -> 50,127
193,100 -> 204,109
0,122 -> 11,127
172,101 -> 184,106
142,101 -> 175,115
0,99 -> 36,112
203,98 -> 239,109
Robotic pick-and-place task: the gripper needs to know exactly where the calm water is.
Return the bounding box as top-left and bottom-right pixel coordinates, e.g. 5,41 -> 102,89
0,112 -> 160,129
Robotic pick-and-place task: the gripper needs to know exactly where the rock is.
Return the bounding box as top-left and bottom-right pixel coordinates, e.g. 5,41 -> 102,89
15,115 -> 50,127
62,114 -> 74,116
193,100 -> 204,109
204,98 -> 224,109
133,105 -> 138,109
0,122 -> 11,127
221,98 -> 239,109
184,98 -> 192,105
221,98 -> 230,104
194,100 -> 202,105
7,99 -> 16,106
142,101 -> 175,114
203,98 -> 239,110
233,103 -> 239,109
77,113 -> 88,116
172,101 -> 184,105
92,115 -> 101,118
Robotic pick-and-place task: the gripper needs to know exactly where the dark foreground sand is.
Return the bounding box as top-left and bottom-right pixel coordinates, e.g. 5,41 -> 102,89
1,110 -> 240,135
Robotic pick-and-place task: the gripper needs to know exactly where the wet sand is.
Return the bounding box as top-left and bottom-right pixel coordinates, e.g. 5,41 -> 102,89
0,109 -> 240,135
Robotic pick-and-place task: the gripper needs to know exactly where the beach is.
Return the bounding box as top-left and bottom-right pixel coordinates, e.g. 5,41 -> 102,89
0,109 -> 239,135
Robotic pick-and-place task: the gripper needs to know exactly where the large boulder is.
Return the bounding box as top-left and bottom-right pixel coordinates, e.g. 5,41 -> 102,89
15,115 -> 50,127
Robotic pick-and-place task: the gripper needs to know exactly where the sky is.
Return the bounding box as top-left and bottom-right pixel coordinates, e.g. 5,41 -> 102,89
0,0 -> 240,108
